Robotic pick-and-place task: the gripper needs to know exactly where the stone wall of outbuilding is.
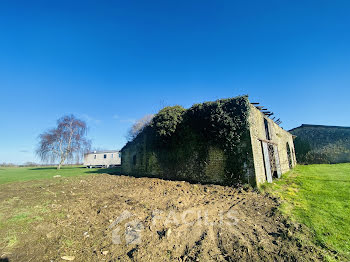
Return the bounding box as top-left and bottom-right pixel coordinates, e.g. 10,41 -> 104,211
248,105 -> 296,185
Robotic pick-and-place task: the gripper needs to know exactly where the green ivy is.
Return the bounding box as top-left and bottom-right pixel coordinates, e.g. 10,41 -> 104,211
151,105 -> 185,137
127,96 -> 253,185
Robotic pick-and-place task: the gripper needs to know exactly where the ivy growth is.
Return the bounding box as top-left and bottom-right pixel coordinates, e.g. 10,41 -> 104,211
151,105 -> 185,137
185,96 -> 250,152
126,95 -> 253,185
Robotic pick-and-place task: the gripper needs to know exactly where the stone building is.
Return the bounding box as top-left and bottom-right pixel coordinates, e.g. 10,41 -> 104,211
290,124 -> 350,164
121,96 -> 296,187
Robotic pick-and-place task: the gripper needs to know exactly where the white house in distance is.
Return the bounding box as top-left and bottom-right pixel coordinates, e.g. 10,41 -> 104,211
83,150 -> 121,168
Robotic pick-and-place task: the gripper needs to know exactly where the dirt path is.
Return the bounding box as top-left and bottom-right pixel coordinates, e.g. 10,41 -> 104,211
0,174 -> 322,261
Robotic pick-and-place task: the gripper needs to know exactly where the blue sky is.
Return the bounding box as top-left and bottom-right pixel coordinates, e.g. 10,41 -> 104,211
0,0 -> 349,164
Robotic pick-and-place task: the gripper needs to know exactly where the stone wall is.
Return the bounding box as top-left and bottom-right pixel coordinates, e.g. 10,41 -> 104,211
248,104 -> 296,185
121,130 -> 254,185
290,124 -> 350,164
121,97 -> 255,186
121,99 -> 294,187
121,132 -> 160,177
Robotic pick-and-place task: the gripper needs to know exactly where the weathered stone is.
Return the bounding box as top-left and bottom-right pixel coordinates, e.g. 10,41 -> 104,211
121,97 -> 296,187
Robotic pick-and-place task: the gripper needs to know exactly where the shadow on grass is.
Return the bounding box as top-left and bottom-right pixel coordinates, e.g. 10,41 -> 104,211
86,167 -> 245,187
29,166 -> 86,171
29,167 -> 59,170
86,167 -> 123,175
86,167 -> 179,180
307,178 -> 350,183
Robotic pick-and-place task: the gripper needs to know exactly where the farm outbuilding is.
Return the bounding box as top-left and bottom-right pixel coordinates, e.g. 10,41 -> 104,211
121,96 -> 296,187
290,124 -> 350,164
84,150 -> 121,168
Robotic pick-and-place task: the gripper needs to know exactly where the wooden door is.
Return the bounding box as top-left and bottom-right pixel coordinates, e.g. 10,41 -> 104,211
262,141 -> 273,183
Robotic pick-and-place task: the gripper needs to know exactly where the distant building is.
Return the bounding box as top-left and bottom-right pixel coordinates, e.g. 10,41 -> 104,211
121,96 -> 296,187
290,124 -> 350,164
84,150 -> 121,168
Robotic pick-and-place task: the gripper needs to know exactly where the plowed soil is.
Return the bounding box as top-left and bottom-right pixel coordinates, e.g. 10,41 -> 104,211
0,173 -> 323,261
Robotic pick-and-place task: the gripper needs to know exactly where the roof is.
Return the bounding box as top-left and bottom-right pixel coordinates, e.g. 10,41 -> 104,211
85,150 -> 120,155
289,124 -> 350,132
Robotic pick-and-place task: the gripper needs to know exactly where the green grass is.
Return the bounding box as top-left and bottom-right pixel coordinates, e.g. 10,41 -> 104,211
0,166 -> 120,184
0,166 -> 89,184
0,198 -> 51,249
262,164 -> 350,260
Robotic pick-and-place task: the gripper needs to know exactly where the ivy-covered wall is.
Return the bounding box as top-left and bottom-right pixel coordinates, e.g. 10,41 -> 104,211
121,96 -> 256,186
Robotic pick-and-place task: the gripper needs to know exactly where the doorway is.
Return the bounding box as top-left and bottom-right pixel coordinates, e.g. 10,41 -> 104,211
286,142 -> 293,169
261,141 -> 282,182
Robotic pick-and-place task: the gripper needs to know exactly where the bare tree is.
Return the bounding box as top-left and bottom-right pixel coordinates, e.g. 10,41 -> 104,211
126,114 -> 154,141
36,115 -> 91,169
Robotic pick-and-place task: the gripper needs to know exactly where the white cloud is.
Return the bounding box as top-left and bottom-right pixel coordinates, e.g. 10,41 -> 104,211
119,118 -> 136,124
112,114 -> 135,124
19,150 -> 30,153
79,114 -> 101,125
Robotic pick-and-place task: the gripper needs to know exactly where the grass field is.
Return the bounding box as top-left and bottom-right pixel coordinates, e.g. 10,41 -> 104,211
262,163 -> 350,261
0,166 -> 120,184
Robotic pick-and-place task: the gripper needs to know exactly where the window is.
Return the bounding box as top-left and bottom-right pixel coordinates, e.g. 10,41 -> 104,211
132,155 -> 136,166
111,154 -> 113,158
264,118 -> 271,140
292,149 -> 296,163
104,154 -> 107,159
94,155 -> 96,159
118,152 -> 121,158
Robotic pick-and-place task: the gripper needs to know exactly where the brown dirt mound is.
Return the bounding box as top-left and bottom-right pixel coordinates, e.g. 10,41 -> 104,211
0,174 -> 323,261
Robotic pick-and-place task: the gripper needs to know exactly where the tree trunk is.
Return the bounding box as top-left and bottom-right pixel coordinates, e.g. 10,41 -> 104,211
57,158 -> 65,170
